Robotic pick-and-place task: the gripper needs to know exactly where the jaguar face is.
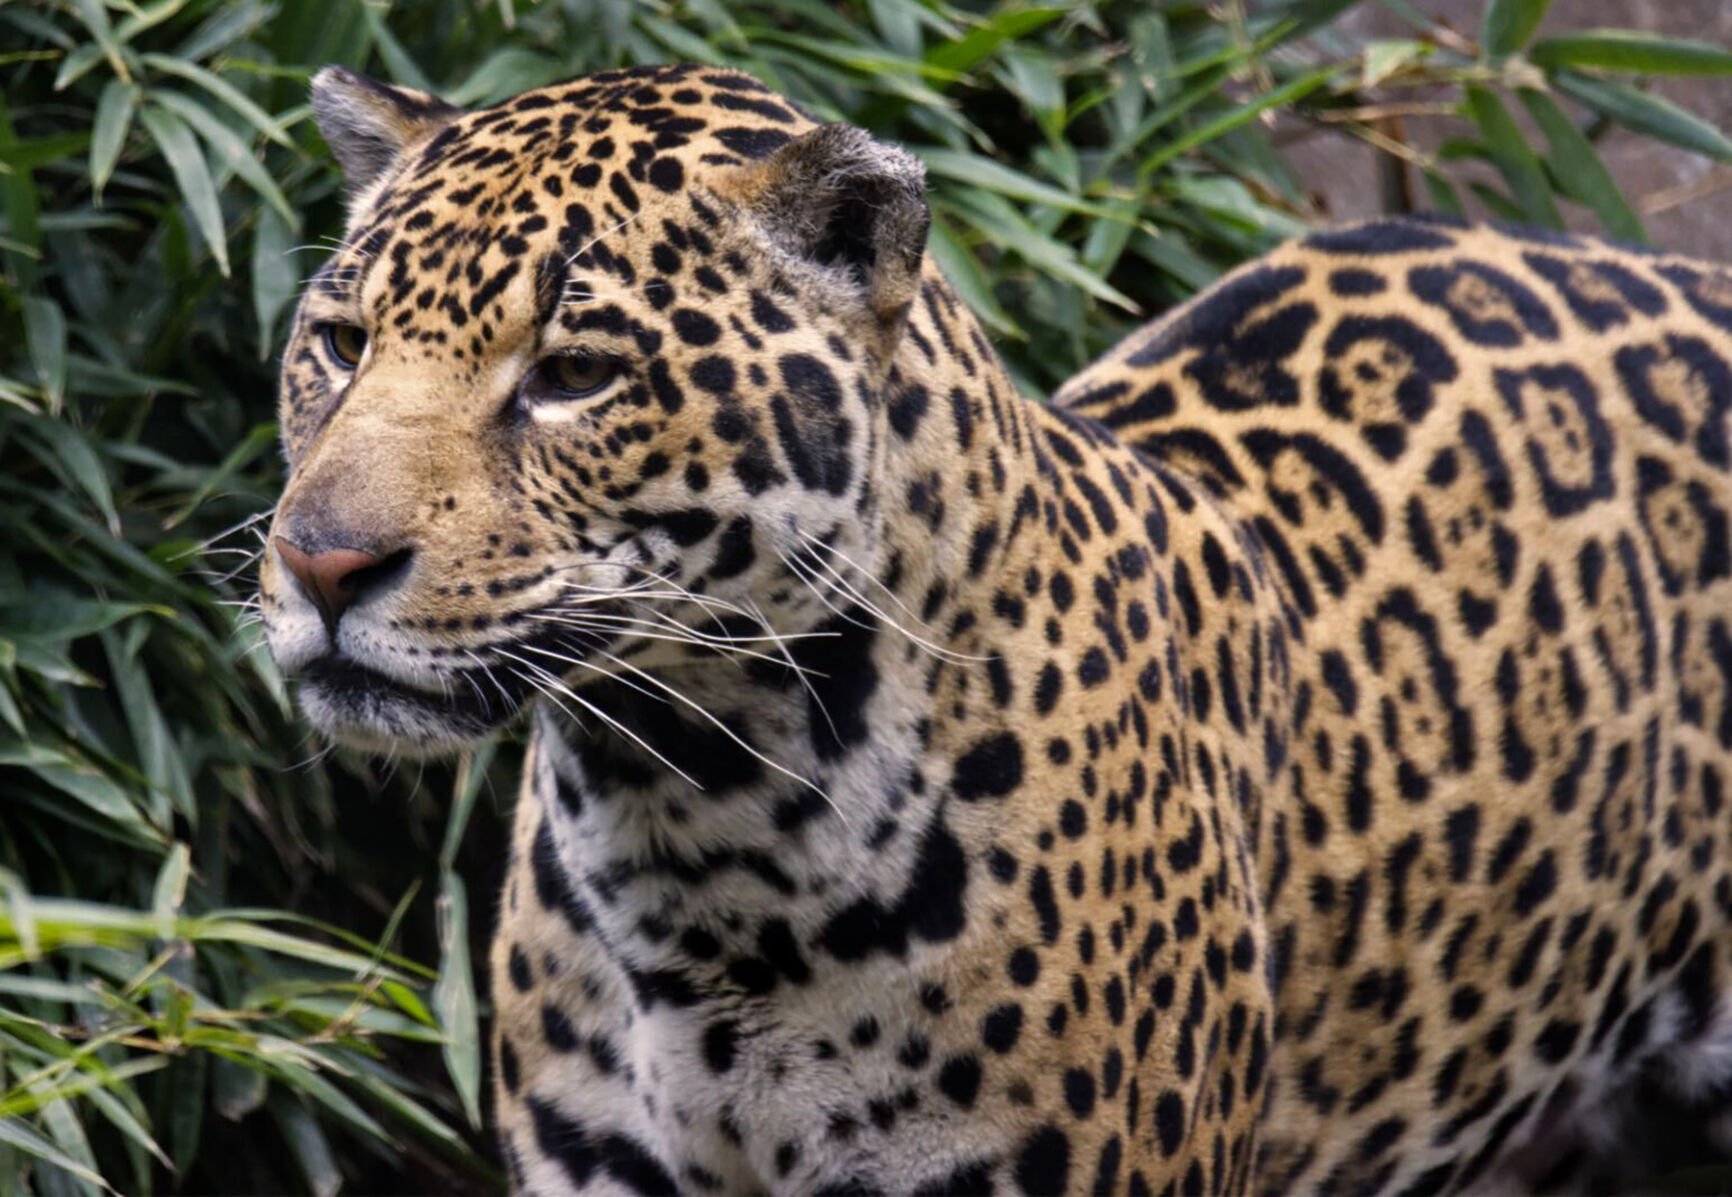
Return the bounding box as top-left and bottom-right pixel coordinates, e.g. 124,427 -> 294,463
259,65 -> 930,754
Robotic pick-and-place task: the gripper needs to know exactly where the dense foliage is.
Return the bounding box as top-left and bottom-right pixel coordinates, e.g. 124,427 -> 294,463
2,0 -> 1730,1191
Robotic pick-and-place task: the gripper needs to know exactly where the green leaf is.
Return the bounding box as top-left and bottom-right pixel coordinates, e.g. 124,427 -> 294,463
5,750 -> 159,840
920,148 -> 1107,217
14,416 -> 117,531
1362,39 -> 1427,88
173,1 -> 272,62
137,105 -> 230,276
0,598 -> 166,643
0,1109 -> 112,1193
1531,30 -> 1732,76
210,1057 -> 268,1122
1480,0 -> 1552,59
163,422 -> 278,527
939,191 -> 1138,312
1554,71 -> 1732,162
57,0 -> 132,89
138,53 -> 293,147
432,873 -> 480,1129
270,1095 -> 342,1197
89,81 -> 139,198
1421,169 -> 1467,217
148,91 -> 298,227
115,0 -> 194,44
244,194 -> 294,341
1137,66 -> 1341,179
104,630 -> 194,826
1517,88 -> 1644,241
358,7 -> 437,94
1464,85 -> 1562,227
926,217 -> 1021,339
151,844 -> 193,938
925,7 -> 1064,75
22,297 -> 67,414
0,100 -> 43,289
0,133 -> 90,172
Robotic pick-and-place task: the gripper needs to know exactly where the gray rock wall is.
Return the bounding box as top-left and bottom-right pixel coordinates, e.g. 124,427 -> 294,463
1283,0 -> 1732,255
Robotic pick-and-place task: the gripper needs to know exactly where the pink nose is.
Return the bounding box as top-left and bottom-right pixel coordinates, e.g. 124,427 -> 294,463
274,537 -> 390,631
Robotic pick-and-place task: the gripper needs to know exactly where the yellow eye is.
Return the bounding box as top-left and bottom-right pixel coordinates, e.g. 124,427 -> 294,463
528,354 -> 621,402
320,323 -> 368,369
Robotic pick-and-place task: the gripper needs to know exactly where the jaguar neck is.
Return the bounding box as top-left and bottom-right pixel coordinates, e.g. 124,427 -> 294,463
523,270 -> 1052,964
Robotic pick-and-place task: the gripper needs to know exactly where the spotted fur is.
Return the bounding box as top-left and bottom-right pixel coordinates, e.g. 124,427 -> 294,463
259,64 -> 1732,1196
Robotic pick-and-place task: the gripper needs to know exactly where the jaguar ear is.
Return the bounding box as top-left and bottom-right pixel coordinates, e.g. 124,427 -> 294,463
720,123 -> 930,332
311,66 -> 460,195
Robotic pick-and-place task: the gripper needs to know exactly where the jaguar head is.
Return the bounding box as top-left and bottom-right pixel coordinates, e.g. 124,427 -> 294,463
260,65 -> 930,753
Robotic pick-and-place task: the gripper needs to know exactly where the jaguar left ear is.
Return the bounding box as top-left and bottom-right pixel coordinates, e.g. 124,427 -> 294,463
717,123 -> 930,335
311,66 -> 461,196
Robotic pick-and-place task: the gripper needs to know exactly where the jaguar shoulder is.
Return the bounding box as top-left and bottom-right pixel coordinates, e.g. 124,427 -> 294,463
257,62 -> 1732,1197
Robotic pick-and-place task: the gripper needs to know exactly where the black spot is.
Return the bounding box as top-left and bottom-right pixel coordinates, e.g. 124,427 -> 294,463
1306,219 -> 1457,255
1154,1090 -> 1186,1156
954,733 -> 1025,800
672,308 -> 721,346
715,125 -> 794,158
779,353 -> 844,409
541,1004 -> 579,1052
1015,1125 -> 1071,1196
531,820 -> 594,936
915,1161 -> 995,1197
1063,1068 -> 1096,1118
794,608 -> 878,760
528,1097 -> 679,1195
647,156 -> 684,193
937,1054 -> 983,1107
508,944 -> 533,991
816,810 -> 968,961
982,1004 -> 1023,1053
703,1021 -> 738,1073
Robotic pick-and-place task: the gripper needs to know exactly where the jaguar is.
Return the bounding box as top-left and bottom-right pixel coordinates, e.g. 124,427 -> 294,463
258,62 -> 1732,1195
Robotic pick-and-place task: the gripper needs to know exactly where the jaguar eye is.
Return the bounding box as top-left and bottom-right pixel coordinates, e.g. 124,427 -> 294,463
525,354 -> 621,403
320,323 -> 368,370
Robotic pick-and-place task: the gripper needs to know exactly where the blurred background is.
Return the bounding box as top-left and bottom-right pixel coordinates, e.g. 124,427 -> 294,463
1,1 -> 1729,1192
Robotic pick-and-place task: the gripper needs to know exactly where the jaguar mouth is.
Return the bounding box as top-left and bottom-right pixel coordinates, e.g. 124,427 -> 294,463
294,655 -> 531,754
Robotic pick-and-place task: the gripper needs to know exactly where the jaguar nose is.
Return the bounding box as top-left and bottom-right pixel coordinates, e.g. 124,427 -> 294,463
275,537 -> 412,634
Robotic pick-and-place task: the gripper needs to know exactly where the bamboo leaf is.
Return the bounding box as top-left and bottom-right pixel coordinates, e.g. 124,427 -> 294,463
1465,85 -> 1562,226
22,297 -> 67,415
1518,88 -> 1644,241
138,53 -> 293,147
1532,30 -> 1732,76
920,147 -> 1109,217
89,82 -> 139,198
0,1111 -> 113,1193
1480,0 -> 1552,59
1137,66 -> 1341,179
925,8 -> 1064,76
148,90 -> 298,227
432,873 -> 480,1129
137,105 -> 230,276
1554,71 -> 1732,162
926,216 -> 1022,338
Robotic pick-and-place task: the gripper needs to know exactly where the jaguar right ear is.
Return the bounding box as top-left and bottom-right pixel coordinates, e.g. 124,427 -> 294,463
311,66 -> 461,199
714,123 -> 931,339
